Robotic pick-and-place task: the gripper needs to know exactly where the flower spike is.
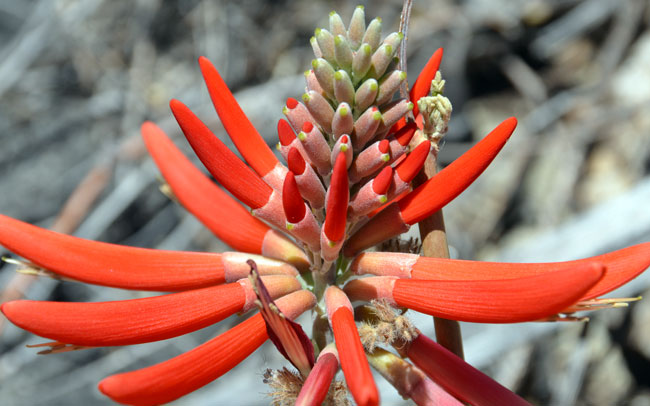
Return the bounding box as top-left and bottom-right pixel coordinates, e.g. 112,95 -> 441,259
142,122 -> 306,267
325,286 -> 379,406
344,263 -> 604,323
170,99 -> 272,210
345,117 -> 517,255
1,276 -> 300,347
198,56 -> 280,179
406,332 -> 531,406
98,290 -> 316,406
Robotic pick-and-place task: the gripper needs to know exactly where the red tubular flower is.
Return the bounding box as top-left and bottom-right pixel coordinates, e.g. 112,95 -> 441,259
98,290 -> 316,406
321,153 -> 349,260
141,122 -> 307,269
407,332 -> 531,406
351,243 -> 650,301
344,262 -> 605,323
198,56 -> 282,182
325,286 -> 379,406
283,172 -> 307,224
345,117 -> 518,256
1,276 -> 299,346
410,48 -> 443,117
0,215 -> 296,291
296,347 -> 340,406
170,99 -> 273,210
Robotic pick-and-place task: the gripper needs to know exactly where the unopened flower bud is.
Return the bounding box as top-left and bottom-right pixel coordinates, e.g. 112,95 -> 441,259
333,70 -> 354,106
332,102 -> 354,138
302,91 -> 334,134
312,59 -> 336,101
376,70 -> 406,106
354,78 -> 378,112
314,28 -> 336,64
334,35 -> 353,71
329,11 -> 346,37
352,43 -> 372,85
362,17 -> 382,51
347,6 -> 365,50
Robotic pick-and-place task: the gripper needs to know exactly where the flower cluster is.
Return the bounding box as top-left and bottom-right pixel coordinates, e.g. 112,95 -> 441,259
1,6 -> 649,406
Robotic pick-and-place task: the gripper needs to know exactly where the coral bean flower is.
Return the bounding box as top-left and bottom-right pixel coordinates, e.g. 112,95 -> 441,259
1,7 -> 649,406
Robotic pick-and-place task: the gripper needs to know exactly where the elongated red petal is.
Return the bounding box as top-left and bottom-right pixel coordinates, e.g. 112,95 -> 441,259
323,153 -> 349,242
326,287 -> 379,406
398,266 -> 604,322
399,117 -> 517,224
408,333 -> 530,406
410,48 -> 443,117
0,215 -> 226,291
199,56 -> 278,177
98,290 -> 315,406
1,276 -> 299,346
142,122 -> 270,253
411,243 -> 650,300
170,99 -> 272,209
345,263 -> 604,323
395,141 -> 430,183
283,172 -> 307,224
296,349 -> 339,406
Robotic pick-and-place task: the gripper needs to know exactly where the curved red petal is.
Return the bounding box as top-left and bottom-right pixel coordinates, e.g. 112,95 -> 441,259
410,48 -> 443,117
408,333 -> 530,406
1,276 -> 300,347
394,263 -> 604,323
198,56 -> 278,177
412,243 -> 650,300
142,122 -> 270,254
399,117 -> 517,224
98,290 -> 314,406
296,351 -> 339,406
170,99 -> 271,209
99,313 -> 267,406
0,215 -> 226,291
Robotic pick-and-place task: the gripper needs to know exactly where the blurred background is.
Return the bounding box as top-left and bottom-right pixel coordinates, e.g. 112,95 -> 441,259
1,0 -> 649,404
